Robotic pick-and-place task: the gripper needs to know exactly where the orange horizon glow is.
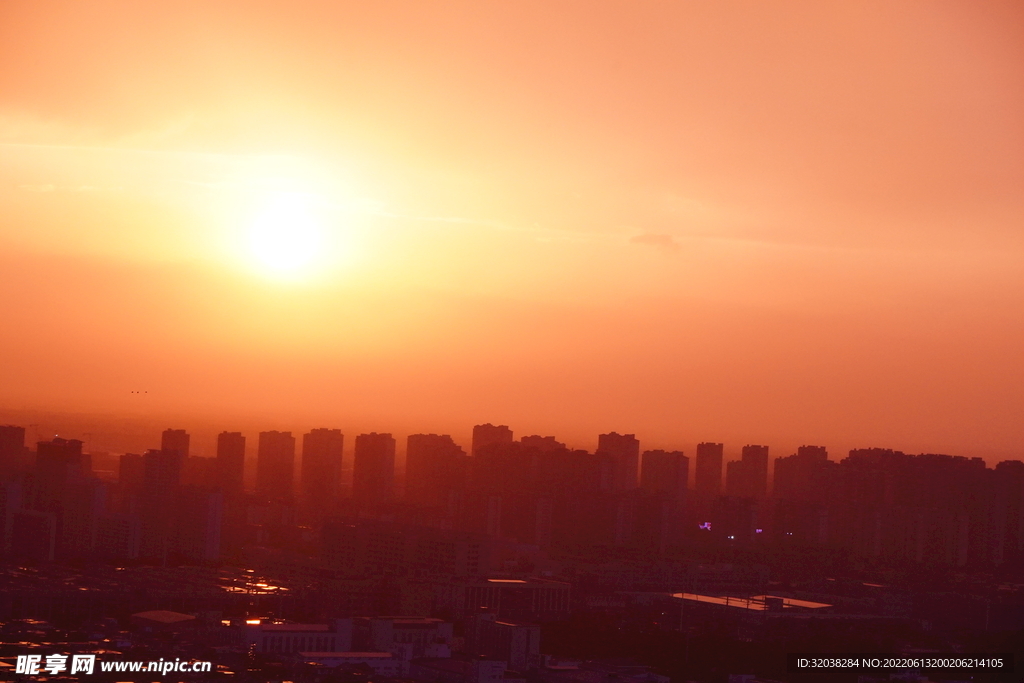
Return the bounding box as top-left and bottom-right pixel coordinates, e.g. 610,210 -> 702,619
1,1 -> 1023,462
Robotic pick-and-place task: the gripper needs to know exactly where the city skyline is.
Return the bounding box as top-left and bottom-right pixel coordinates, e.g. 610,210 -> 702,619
2,407 -> 1023,470
2,420 -> 1023,680
4,419 -> 1022,568
2,4 -> 1023,679
4,419 -> 1018,492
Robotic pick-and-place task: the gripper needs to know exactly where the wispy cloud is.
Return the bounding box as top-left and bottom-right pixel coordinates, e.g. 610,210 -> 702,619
630,233 -> 681,252
372,211 -> 504,230
17,183 -> 122,193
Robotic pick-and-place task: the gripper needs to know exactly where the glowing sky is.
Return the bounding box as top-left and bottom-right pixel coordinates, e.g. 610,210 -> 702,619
1,1 -> 1023,459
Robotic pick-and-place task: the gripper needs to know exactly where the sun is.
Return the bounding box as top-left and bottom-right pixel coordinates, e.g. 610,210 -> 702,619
246,191 -> 324,278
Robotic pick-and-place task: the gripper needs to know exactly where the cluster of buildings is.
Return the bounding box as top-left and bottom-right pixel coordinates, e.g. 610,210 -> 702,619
764,446 -> 1024,567
0,428 -> 224,563
0,423 -> 1022,572
238,613 -> 541,681
0,602 -> 673,683
1,412 -> 1023,682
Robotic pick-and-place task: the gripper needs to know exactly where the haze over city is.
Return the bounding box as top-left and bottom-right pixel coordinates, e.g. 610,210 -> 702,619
3,1 -> 1024,460
4,5 -> 1024,682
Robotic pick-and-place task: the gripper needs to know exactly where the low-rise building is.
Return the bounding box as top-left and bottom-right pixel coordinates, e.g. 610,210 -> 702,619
295,651 -> 406,676
435,577 -> 570,621
242,618 -> 353,654
412,656 -> 510,683
465,612 -> 539,670
355,616 -> 454,659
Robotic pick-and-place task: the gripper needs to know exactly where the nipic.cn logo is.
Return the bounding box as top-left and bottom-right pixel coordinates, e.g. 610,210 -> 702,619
15,654 -> 214,676
16,654 -> 95,675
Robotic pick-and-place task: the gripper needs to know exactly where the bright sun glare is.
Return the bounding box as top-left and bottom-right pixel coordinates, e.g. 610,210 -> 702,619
247,191 -> 324,278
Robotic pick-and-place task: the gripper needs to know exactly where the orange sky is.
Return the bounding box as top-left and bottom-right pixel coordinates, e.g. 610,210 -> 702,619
1,1 -> 1023,460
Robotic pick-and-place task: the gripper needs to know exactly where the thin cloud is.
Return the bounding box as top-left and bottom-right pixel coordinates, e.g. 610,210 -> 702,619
373,211 -> 504,230
630,233 -> 681,252
17,183 -> 122,193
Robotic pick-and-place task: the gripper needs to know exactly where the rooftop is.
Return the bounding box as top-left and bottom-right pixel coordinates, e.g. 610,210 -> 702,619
671,593 -> 832,611
299,652 -> 394,658
259,623 -> 332,632
131,610 -> 196,624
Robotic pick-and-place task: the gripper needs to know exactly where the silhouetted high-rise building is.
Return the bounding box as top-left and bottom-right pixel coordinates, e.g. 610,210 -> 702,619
11,509 -> 56,562
214,431 -> 246,553
182,456 -> 217,488
216,431 -> 246,498
139,448 -> 183,561
141,449 -> 182,497
176,486 -> 222,561
30,438 -> 104,558
711,494 -> 759,542
640,450 -> 688,498
256,431 -> 296,498
745,444 -> 770,496
520,435 -> 565,453
353,433 -> 396,506
302,428 -> 344,512
0,479 -> 23,554
472,424 -> 513,457
33,438 -> 88,511
797,444 -> 827,460
160,429 -> 190,458
0,425 -> 25,454
694,442 -> 724,498
115,453 -> 145,523
406,434 -> 466,507
773,445 -> 829,501
35,437 -> 87,470
726,444 -> 769,499
724,461 -> 743,498
60,477 -> 106,557
597,432 -> 640,491
0,425 -> 26,473
472,440 -> 534,496
119,453 -> 145,490
96,512 -> 141,560
993,460 -> 1024,566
